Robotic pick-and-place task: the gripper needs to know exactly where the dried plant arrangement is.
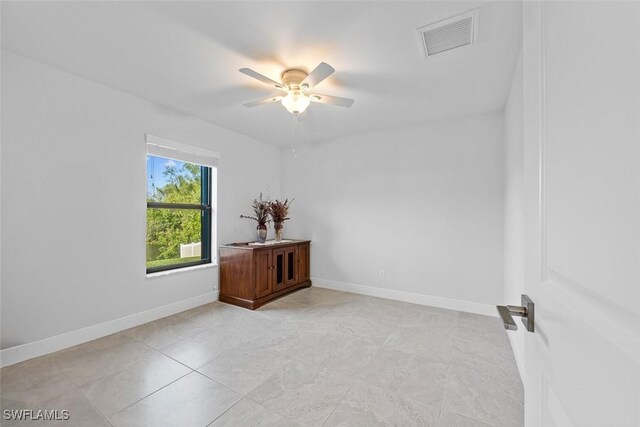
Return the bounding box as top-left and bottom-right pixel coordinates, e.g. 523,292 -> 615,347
240,193 -> 270,226
268,199 -> 293,224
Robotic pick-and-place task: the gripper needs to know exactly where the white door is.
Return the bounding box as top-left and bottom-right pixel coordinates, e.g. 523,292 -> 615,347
521,2 -> 640,426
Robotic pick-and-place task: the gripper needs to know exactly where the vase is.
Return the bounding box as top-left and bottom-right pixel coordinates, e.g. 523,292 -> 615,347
257,224 -> 267,243
274,222 -> 284,242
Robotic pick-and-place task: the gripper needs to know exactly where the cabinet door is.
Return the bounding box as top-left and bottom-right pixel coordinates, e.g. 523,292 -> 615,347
254,250 -> 272,299
297,243 -> 310,282
272,248 -> 286,292
284,246 -> 298,287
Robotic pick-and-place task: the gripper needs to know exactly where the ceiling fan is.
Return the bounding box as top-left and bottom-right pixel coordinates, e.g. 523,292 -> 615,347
239,62 -> 354,115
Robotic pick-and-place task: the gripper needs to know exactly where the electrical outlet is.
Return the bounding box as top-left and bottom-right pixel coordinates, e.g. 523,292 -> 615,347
379,269 -> 385,279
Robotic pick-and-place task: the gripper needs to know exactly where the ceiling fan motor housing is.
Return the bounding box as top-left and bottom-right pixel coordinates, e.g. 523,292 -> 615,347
281,69 -> 308,90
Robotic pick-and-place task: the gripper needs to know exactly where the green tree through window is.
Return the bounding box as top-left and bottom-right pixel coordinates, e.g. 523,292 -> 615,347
146,155 -> 211,273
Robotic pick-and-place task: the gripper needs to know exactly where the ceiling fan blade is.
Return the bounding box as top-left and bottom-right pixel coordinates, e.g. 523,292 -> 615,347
309,94 -> 354,108
243,95 -> 283,108
239,68 -> 286,90
300,62 -> 335,90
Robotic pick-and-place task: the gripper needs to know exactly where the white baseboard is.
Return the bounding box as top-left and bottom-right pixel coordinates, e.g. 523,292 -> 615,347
0,291 -> 219,368
312,277 -> 497,317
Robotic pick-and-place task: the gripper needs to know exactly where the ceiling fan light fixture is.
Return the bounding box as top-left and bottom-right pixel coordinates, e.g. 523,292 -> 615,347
240,62 -> 353,113
281,90 -> 310,115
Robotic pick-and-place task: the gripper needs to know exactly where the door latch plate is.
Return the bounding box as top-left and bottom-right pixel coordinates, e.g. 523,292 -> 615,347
521,294 -> 534,333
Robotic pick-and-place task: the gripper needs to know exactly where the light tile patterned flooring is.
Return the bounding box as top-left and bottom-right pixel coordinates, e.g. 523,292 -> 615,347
0,287 -> 523,426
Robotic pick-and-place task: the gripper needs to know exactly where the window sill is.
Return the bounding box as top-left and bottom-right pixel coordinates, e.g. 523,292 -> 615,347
146,261 -> 218,279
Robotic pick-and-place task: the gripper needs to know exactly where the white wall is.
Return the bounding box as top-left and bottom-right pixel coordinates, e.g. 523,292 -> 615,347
0,51 -> 282,350
503,50 -> 525,377
282,113 -> 505,310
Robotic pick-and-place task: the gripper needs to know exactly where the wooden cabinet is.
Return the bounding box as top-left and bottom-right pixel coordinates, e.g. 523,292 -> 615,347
254,250 -> 272,299
272,247 -> 286,292
219,240 -> 311,309
297,243 -> 310,282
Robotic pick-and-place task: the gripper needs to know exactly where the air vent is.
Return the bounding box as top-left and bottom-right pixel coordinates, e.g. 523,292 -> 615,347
418,10 -> 478,57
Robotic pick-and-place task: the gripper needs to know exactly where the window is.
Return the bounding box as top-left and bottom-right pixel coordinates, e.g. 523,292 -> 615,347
146,135 -> 218,274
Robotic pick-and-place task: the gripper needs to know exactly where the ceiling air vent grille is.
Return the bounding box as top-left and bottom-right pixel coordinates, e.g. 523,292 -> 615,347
418,10 -> 478,57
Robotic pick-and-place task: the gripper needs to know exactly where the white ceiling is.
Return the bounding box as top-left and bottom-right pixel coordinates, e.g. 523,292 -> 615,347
2,1 -> 522,147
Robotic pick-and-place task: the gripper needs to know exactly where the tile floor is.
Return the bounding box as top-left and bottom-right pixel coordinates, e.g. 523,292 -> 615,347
0,287 -> 524,426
